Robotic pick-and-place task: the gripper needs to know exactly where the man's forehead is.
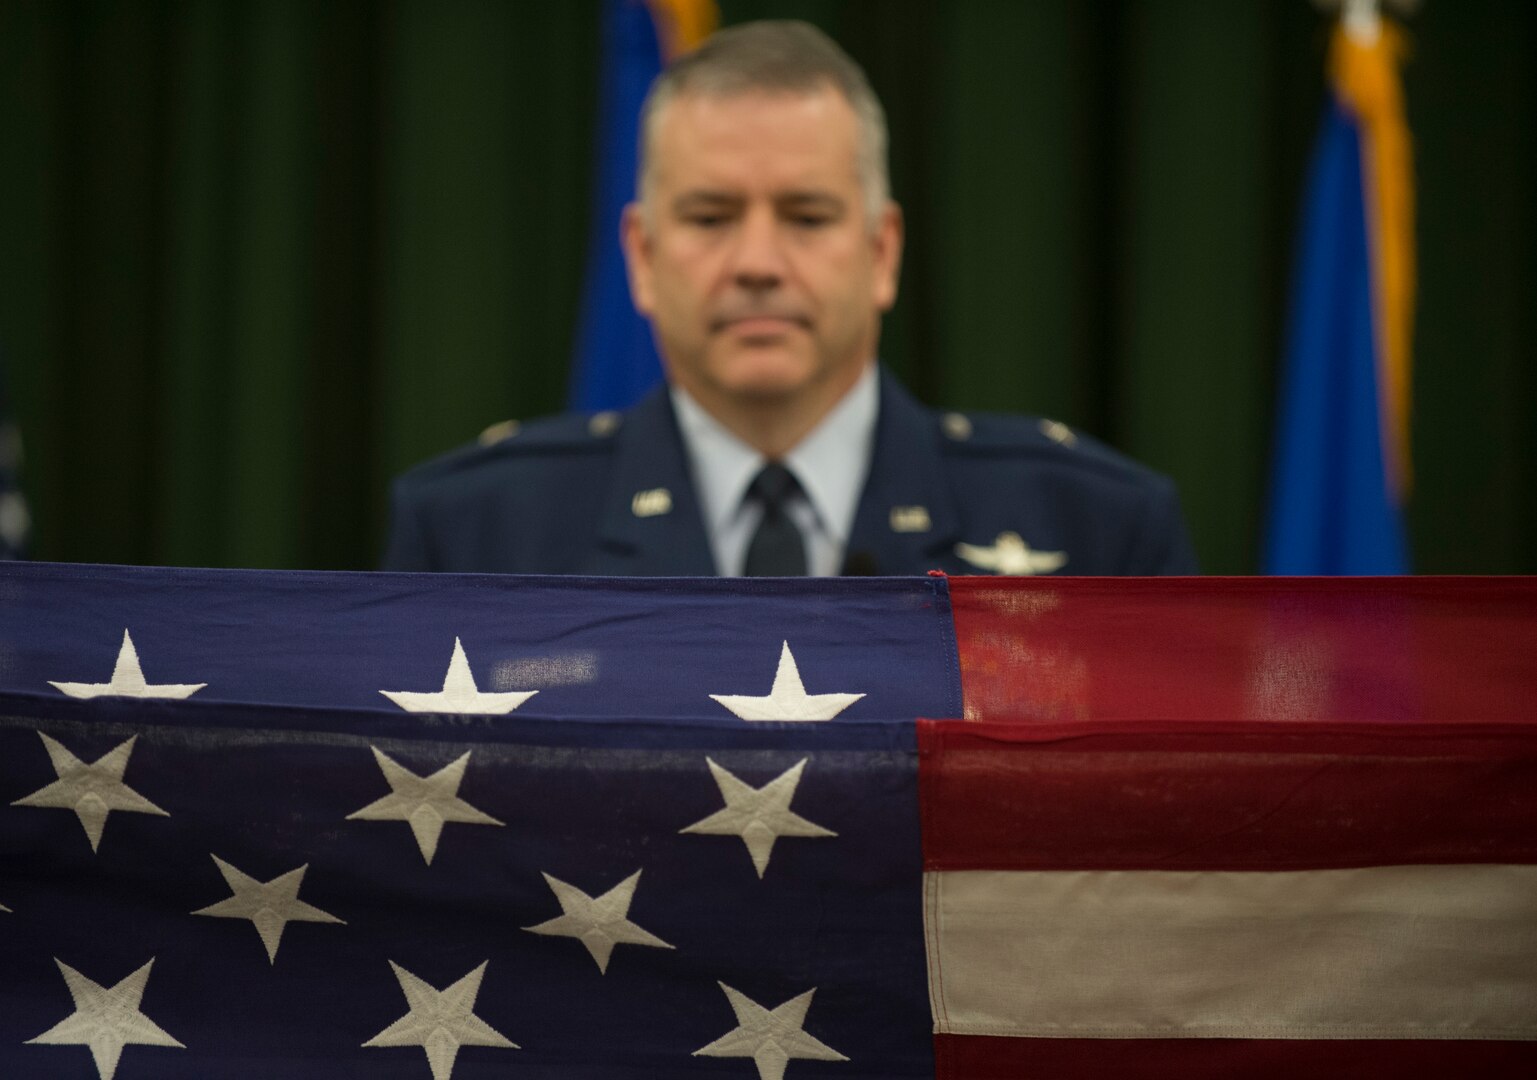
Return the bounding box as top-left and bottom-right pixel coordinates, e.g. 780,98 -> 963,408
650,86 -> 860,177
660,82 -> 852,121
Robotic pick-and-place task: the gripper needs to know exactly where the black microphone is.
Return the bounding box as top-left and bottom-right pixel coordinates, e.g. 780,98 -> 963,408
840,551 -> 878,576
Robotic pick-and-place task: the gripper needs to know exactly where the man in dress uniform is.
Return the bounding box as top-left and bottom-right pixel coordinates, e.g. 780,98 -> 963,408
382,21 -> 1197,578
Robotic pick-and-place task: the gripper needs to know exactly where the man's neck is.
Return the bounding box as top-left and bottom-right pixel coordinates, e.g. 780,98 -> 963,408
680,362 -> 875,460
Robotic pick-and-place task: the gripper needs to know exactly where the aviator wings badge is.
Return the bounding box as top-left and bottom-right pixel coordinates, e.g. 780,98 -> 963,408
954,531 -> 1067,576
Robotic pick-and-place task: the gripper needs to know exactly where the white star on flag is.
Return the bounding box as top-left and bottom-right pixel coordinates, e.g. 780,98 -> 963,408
523,870 -> 673,973
346,747 -> 503,864
694,982 -> 847,1080
48,629 -> 205,699
680,758 -> 835,878
710,641 -> 865,721
363,960 -> 517,1080
380,637 -> 538,714
191,855 -> 344,963
10,733 -> 168,852
27,958 -> 184,1080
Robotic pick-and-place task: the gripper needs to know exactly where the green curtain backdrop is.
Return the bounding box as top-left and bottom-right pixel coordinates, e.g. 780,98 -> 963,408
1,0 -> 1532,574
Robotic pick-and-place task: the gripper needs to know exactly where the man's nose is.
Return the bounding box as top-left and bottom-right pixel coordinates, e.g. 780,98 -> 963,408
729,207 -> 788,292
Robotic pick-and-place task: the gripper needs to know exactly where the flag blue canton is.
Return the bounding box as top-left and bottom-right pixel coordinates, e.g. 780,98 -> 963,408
1,563 -> 954,1078
0,564 -> 959,721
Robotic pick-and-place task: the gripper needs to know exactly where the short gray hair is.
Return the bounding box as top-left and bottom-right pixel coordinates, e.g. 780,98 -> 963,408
637,20 -> 891,225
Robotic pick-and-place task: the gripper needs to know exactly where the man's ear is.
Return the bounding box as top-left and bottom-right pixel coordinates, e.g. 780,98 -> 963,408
620,203 -> 655,316
871,201 -> 904,313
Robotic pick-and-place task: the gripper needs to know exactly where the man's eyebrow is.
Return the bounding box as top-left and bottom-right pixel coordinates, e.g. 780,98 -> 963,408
778,192 -> 846,212
672,191 -> 743,213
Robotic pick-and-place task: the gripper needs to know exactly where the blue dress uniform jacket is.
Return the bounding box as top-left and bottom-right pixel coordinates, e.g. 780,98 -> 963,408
381,370 -> 1198,576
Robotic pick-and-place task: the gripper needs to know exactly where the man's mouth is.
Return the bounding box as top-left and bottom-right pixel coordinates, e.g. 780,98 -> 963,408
712,313 -> 811,336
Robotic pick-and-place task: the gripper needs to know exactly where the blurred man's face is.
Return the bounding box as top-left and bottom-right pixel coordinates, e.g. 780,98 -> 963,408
622,87 -> 901,427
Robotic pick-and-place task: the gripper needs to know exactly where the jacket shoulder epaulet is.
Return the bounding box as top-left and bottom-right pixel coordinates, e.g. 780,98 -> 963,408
398,408 -> 626,486
933,407 -> 1157,478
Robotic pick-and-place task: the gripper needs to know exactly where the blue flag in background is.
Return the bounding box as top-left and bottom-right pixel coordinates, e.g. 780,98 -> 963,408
1264,21 -> 1414,575
569,0 -> 715,412
1264,100 -> 1407,573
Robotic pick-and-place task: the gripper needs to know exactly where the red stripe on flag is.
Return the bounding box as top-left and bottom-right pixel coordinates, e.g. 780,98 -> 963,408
918,721 -> 1537,871
948,576 -> 1537,728
935,576 -> 1537,870
928,578 -> 1537,1065
934,1033 -> 1537,1079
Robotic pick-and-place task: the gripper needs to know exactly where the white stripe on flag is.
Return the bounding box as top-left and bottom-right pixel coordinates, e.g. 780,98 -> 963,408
925,865 -> 1537,1040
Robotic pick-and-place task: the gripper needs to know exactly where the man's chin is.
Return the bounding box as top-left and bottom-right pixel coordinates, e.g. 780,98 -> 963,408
706,349 -> 820,401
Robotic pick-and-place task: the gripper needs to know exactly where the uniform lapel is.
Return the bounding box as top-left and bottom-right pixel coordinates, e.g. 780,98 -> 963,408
585,388 -> 717,576
845,371 -> 965,576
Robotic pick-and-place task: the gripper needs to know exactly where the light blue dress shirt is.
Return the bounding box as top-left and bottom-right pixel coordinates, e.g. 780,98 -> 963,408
670,364 -> 879,576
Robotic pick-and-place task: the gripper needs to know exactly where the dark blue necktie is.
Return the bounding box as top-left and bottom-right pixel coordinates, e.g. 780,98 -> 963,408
743,463 -> 808,576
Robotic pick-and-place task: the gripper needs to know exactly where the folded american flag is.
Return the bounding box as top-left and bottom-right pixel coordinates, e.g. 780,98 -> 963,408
1,563 -> 1533,1078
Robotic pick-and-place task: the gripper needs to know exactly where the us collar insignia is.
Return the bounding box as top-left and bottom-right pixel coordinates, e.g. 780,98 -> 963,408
630,488 -> 673,518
